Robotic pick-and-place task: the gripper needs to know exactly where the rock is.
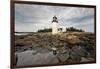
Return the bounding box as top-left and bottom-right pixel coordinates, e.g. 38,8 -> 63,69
16,43 -> 25,46
79,40 -> 89,47
56,49 -> 70,62
80,57 -> 94,62
81,37 -> 90,41
66,35 -> 80,45
69,46 -> 91,62
15,45 -> 33,52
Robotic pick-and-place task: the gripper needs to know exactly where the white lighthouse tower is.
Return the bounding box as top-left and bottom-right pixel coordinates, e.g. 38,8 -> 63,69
52,16 -> 58,35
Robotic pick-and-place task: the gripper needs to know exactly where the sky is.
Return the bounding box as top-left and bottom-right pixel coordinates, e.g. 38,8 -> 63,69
15,3 -> 94,32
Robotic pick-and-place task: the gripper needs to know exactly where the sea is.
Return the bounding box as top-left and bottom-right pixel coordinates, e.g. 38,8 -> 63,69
15,33 -> 30,36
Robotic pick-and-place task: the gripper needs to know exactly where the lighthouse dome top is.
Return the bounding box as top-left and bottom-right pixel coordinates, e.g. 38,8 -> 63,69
52,15 -> 58,23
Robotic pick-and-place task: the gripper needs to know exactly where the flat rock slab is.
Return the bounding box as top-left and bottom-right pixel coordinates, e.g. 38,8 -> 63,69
16,50 -> 59,67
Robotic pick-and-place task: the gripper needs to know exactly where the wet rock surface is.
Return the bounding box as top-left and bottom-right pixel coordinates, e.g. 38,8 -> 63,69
16,50 -> 59,66
14,32 -> 96,66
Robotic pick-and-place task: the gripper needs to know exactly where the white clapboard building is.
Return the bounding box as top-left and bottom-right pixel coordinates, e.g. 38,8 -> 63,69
52,16 -> 66,34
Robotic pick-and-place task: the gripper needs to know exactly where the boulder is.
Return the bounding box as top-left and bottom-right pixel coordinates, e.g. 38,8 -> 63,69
69,46 -> 91,62
56,48 -> 70,62
66,35 -> 80,45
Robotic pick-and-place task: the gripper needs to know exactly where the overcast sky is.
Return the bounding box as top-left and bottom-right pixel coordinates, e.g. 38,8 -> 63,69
15,4 -> 94,32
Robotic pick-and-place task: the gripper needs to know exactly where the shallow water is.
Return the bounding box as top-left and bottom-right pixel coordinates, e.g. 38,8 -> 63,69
16,50 -> 58,67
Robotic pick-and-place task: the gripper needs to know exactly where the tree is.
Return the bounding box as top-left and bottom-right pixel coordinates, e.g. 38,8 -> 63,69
37,28 -> 52,32
66,27 -> 84,32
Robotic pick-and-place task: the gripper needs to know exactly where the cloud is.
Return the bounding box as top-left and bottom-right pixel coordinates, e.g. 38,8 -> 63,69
65,14 -> 94,23
15,4 -> 94,32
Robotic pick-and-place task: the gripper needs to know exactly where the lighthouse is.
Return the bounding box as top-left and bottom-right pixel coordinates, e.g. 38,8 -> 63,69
52,16 -> 58,34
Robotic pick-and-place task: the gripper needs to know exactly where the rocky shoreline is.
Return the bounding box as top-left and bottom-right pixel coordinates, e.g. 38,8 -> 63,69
14,32 -> 96,66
